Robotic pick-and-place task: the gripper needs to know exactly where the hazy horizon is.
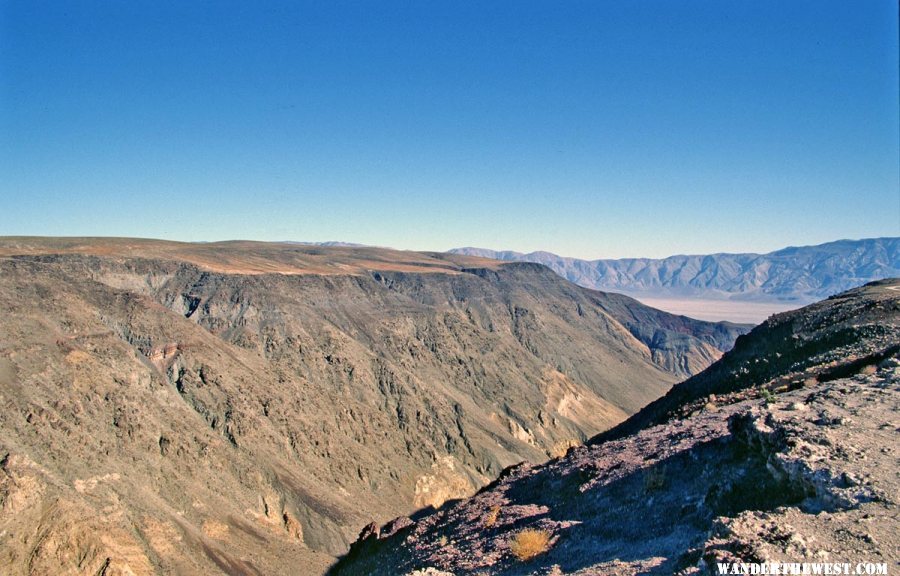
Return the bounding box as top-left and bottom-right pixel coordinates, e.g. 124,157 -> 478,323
0,233 -> 896,263
2,1 -> 898,259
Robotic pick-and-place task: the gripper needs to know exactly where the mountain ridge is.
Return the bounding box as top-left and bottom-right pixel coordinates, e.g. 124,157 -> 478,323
0,237 -> 745,575
449,237 -> 900,304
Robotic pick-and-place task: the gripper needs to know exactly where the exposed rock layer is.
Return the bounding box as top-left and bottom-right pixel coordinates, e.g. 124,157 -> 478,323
0,237 -> 744,574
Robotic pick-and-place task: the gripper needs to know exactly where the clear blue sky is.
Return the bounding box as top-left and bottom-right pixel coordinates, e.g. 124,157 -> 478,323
1,1 -> 898,259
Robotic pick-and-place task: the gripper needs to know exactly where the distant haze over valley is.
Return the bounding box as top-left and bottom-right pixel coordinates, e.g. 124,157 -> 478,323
450,237 -> 900,324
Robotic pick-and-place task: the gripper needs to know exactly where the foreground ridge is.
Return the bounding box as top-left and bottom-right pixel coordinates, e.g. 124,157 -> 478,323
332,280 -> 900,575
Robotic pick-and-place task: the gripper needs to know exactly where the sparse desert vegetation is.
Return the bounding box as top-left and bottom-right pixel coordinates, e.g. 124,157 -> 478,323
484,505 -> 501,528
509,528 -> 552,561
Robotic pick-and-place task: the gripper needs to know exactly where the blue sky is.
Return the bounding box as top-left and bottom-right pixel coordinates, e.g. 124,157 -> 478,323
1,1 -> 898,259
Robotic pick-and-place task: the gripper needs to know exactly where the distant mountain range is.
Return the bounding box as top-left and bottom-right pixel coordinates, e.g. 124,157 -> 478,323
285,241 -> 370,248
450,237 -> 900,304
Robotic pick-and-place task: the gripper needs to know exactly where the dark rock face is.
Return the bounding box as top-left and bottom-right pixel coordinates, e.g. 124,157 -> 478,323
0,238 -> 743,575
332,280 -> 900,575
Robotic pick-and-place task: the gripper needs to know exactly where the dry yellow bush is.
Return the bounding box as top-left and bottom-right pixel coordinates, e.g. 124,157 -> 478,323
509,528 -> 551,561
484,505 -> 501,527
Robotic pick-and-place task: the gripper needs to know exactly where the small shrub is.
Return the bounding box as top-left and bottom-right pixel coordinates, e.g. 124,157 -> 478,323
484,505 -> 501,527
509,528 -> 551,561
859,364 -> 877,376
760,388 -> 776,405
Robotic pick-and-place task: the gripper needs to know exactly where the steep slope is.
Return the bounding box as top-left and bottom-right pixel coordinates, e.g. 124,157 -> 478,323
332,280 -> 899,575
599,279 -> 900,441
451,237 -> 900,304
0,238 -> 743,575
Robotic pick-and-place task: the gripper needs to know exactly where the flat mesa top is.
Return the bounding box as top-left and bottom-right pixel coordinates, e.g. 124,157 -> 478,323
0,237 -> 503,276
